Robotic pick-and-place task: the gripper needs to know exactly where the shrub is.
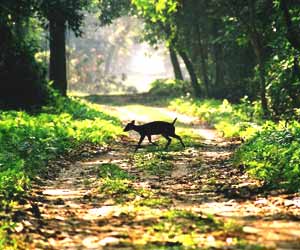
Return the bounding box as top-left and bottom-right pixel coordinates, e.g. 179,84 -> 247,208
0,24 -> 48,109
149,79 -> 192,97
235,121 -> 300,191
168,96 -> 300,191
169,97 -> 263,139
0,95 -> 123,210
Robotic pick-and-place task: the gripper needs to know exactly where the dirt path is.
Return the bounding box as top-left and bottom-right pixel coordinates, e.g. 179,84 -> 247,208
16,103 -> 300,250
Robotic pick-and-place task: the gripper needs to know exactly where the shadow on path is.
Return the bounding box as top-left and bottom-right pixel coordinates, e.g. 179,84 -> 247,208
15,94 -> 300,250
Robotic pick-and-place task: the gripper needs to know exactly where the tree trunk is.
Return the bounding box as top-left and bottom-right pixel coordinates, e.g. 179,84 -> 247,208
49,14 -> 67,96
169,47 -> 184,81
104,44 -> 117,75
15,17 -> 28,41
195,24 -> 210,96
250,37 -> 269,117
214,45 -> 224,88
248,0 -> 269,117
212,20 -> 225,92
178,50 -> 201,97
280,0 -> 300,51
257,56 -> 268,117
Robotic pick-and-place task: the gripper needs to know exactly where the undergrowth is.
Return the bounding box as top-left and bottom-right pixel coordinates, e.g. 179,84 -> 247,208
234,121 -> 300,192
0,93 -> 122,248
97,163 -> 153,203
168,96 -> 300,192
169,97 -> 263,139
134,152 -> 173,176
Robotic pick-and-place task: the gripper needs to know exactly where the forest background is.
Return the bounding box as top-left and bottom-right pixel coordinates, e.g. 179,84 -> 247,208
1,0 -> 300,248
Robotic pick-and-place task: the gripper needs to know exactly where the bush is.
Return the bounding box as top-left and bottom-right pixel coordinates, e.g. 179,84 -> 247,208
168,96 -> 300,191
0,24 -> 48,110
235,121 -> 300,191
149,79 -> 192,97
169,97 -> 263,139
0,95 -> 123,210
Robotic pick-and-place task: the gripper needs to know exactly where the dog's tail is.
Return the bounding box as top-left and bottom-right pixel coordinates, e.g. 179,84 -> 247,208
172,117 -> 177,125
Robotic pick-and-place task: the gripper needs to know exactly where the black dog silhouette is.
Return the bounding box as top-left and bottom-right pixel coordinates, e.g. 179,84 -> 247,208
123,118 -> 185,152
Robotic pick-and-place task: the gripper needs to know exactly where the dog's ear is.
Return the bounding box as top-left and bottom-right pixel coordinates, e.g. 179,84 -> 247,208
131,120 -> 135,124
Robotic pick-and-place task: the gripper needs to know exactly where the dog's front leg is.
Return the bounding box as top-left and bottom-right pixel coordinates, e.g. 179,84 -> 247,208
135,135 -> 145,152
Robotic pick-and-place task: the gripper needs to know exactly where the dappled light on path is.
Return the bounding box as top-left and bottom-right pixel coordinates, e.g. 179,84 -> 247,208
15,98 -> 300,250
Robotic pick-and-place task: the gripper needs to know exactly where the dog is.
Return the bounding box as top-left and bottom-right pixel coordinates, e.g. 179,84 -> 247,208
123,118 -> 185,152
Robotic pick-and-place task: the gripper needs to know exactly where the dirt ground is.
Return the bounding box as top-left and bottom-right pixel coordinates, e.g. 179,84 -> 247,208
13,100 -> 300,250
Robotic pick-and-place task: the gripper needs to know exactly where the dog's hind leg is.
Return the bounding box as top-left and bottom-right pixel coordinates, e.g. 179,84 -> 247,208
172,134 -> 185,148
162,134 -> 172,150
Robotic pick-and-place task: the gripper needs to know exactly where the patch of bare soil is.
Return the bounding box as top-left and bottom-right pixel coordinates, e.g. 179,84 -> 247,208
12,105 -> 300,250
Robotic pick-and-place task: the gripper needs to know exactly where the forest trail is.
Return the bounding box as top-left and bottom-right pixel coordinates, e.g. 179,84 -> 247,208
17,96 -> 300,250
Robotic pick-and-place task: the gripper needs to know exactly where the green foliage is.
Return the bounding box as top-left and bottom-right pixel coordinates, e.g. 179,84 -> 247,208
235,121 -> 300,191
132,0 -> 178,23
134,197 -> 171,208
0,96 -> 122,210
100,178 -> 134,195
97,163 -> 152,203
98,163 -> 133,180
134,152 -> 173,176
266,52 -> 300,119
168,96 -> 300,191
0,221 -> 18,250
0,23 -> 48,109
169,97 -> 263,139
149,79 -> 192,97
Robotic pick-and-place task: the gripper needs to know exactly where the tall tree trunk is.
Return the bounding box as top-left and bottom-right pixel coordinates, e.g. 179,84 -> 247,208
257,54 -> 268,116
280,0 -> 300,51
195,24 -> 210,96
15,17 -> 28,41
212,20 -> 225,94
248,0 -> 269,117
104,44 -> 117,75
280,0 -> 300,81
250,38 -> 269,117
214,45 -> 224,87
169,47 -> 183,81
178,50 -> 201,97
49,14 -> 67,96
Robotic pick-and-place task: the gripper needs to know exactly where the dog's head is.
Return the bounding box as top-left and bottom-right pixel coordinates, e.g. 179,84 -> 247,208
123,120 -> 135,132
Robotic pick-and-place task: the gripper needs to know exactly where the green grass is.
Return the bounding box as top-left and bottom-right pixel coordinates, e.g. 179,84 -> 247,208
0,97 -> 122,206
169,97 -> 263,139
134,197 -> 172,208
168,96 -> 300,192
141,209 -> 250,249
0,94 -> 123,248
97,163 -> 153,203
234,121 -> 300,191
98,163 -> 134,180
134,152 -> 173,176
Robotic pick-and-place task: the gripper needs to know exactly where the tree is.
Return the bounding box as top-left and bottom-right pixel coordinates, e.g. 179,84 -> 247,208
279,0 -> 300,51
169,47 -> 183,80
215,0 -> 275,116
0,0 -> 47,109
49,11 -> 67,96
39,0 -> 90,96
131,0 -> 203,96
0,0 -> 91,108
